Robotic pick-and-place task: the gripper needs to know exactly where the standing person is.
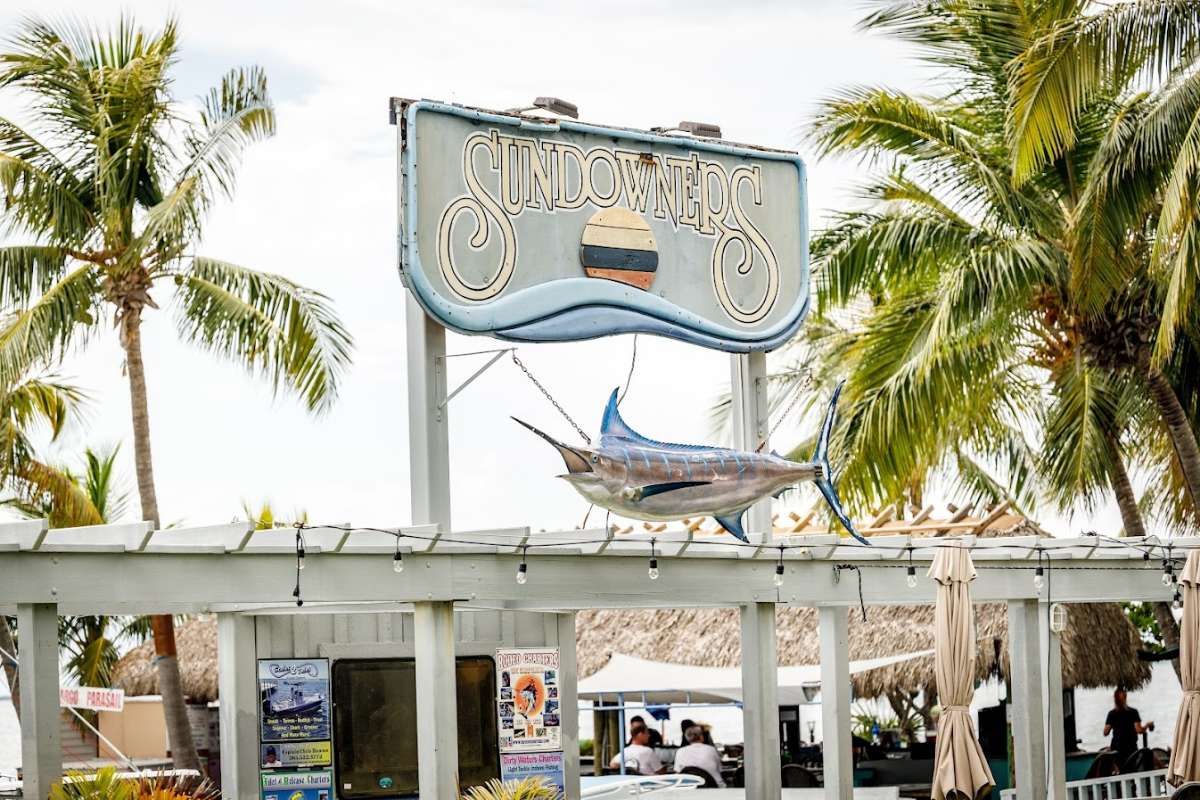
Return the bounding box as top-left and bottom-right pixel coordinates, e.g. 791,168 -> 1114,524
1104,688 -> 1154,770
611,723 -> 666,775
628,714 -> 663,747
674,725 -> 726,787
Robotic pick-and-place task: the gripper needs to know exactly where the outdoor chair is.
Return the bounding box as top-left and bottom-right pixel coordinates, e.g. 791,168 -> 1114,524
781,764 -> 820,788
1172,783 -> 1200,800
678,766 -> 720,788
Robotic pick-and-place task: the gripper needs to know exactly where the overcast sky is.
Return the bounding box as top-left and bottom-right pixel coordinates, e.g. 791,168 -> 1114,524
0,1 -> 1120,535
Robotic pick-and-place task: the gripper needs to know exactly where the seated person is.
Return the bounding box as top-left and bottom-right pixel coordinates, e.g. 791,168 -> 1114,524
610,722 -> 666,775
628,714 -> 663,747
673,725 -> 726,788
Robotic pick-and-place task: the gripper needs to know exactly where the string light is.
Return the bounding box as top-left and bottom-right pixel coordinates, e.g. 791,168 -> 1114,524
295,530 -> 306,571
648,538 -> 659,581
1174,589 -> 1185,611
1163,560 -> 1175,587
517,546 -> 528,585
774,546 -> 785,588
906,548 -> 918,589
393,538 -> 404,574
1033,550 -> 1045,592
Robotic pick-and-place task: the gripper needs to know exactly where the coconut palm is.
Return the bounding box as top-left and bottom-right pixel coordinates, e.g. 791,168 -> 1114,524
0,17 -> 354,768
788,1 -> 1200,674
798,1 -> 1200,530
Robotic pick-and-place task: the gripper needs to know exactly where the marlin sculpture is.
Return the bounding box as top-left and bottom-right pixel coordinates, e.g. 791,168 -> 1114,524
513,382 -> 868,545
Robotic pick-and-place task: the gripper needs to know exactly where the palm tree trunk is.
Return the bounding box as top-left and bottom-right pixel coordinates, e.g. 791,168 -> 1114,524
0,616 -> 18,721
1144,362 -> 1200,512
1107,433 -> 1183,680
1106,430 -> 1146,538
122,312 -> 201,771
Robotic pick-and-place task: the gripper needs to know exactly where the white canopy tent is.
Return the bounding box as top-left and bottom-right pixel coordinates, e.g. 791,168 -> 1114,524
578,650 -> 936,707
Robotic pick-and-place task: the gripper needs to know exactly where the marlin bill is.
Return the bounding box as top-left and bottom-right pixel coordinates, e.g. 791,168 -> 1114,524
513,382 -> 867,545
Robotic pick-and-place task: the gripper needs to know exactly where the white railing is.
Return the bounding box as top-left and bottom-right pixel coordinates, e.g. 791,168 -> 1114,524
581,774 -> 706,797
1000,769 -> 1169,800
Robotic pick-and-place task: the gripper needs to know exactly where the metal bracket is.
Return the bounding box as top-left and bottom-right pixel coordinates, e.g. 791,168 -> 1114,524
437,347 -> 515,410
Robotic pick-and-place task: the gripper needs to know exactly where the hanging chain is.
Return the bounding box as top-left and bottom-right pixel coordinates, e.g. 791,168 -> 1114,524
617,334 -> 638,406
511,351 -> 592,444
756,368 -> 814,452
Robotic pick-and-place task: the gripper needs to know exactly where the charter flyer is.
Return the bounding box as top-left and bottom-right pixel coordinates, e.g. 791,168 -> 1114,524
258,658 -> 331,745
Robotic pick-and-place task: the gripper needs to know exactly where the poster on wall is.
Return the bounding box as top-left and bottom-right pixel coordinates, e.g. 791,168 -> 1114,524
261,769 -> 332,800
501,752 -> 565,794
261,741 -> 332,769
496,648 -> 561,752
258,658 -> 331,744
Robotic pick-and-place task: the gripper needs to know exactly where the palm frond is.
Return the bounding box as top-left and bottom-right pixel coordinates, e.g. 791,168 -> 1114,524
172,258 -> 353,414
0,265 -> 99,386
1008,0 -> 1200,184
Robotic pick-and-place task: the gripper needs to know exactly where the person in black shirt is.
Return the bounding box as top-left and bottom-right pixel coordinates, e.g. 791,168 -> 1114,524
1104,688 -> 1154,770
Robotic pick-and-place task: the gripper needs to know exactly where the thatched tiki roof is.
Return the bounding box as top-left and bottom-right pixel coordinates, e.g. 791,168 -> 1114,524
112,615 -> 218,703
577,601 -> 1150,696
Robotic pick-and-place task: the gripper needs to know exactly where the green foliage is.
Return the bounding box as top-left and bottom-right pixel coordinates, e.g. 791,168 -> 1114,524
461,778 -> 560,800
770,0 -> 1200,528
49,768 -> 219,800
579,738 -> 593,756
0,14 -> 353,410
1123,602 -> 1165,651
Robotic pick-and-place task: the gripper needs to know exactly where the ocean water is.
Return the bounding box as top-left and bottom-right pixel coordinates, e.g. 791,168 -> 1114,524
0,663 -> 1186,776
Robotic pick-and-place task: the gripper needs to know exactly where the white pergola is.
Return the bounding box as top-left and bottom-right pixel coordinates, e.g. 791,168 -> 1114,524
0,515 -> 1185,800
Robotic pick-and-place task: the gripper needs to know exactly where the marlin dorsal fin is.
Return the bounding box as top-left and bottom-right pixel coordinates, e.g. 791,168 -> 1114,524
600,388 -> 651,445
599,388 -> 726,452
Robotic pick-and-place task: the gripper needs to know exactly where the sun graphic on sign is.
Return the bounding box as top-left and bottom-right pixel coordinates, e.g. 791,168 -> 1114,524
513,674 -> 546,717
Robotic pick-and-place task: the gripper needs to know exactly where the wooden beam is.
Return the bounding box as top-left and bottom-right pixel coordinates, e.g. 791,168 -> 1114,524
218,612 -> 258,799
18,603 -> 60,799
820,607 -> 853,800
741,603 -> 782,800
1009,600 -> 1046,800
415,602 -> 458,800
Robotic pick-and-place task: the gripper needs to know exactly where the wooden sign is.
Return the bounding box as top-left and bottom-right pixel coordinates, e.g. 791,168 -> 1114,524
395,99 -> 809,352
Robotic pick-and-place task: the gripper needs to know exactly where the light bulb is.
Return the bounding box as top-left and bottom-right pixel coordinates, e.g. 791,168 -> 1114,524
1033,567 -> 1045,591
774,563 -> 785,588
393,552 -> 404,574
1163,570 -> 1175,587
906,567 -> 918,589
516,562 -> 528,584
1174,591 -> 1185,611
297,548 -> 306,570
648,558 -> 659,580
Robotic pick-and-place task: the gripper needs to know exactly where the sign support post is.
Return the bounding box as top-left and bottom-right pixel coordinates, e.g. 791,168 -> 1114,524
415,601 -> 459,800
730,352 -> 772,539
406,291 -> 451,531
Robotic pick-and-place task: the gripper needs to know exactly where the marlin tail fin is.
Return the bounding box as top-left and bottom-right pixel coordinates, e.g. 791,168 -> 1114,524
812,381 -> 869,546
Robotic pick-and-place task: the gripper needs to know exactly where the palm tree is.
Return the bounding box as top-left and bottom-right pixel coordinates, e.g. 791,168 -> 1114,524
799,1 -> 1200,528
790,1 -> 1200,675
0,17 -> 354,768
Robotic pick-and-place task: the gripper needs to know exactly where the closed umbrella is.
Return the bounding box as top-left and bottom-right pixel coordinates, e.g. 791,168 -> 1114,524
928,546 -> 994,800
1170,551 -> 1200,785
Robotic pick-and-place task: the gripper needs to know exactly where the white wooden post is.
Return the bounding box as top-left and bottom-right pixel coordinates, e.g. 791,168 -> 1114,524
406,294 -> 451,531
740,602 -> 781,800
820,606 -> 853,800
730,352 -> 771,537
18,602 -> 60,799
415,601 -> 458,800
1008,600 -> 1047,800
218,612 -> 259,800
557,612 -> 581,800
1040,605 -> 1066,800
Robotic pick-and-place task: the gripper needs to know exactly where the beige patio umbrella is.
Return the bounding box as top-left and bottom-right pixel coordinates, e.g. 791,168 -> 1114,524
928,546 -> 995,800
1170,551 -> 1200,785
